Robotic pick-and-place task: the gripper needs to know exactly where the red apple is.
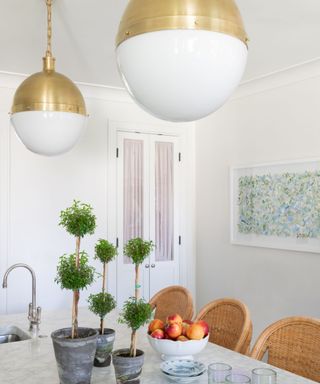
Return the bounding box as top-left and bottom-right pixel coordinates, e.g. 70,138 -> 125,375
196,320 -> 209,336
181,320 -> 193,336
177,335 -> 189,342
151,329 -> 165,339
186,323 -> 205,340
165,322 -> 182,339
166,314 -> 183,325
148,319 -> 165,334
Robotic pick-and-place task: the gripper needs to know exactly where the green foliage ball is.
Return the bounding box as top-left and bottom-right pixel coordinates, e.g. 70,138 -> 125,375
55,252 -> 95,290
88,292 -> 116,319
59,200 -> 96,238
118,297 -> 152,331
95,239 -> 117,264
123,238 -> 154,265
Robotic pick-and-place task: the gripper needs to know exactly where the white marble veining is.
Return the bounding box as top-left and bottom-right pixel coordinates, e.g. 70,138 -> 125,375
0,308 -> 317,384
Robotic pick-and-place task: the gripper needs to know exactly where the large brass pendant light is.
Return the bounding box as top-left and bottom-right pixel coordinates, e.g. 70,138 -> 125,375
116,0 -> 248,122
11,0 -> 87,156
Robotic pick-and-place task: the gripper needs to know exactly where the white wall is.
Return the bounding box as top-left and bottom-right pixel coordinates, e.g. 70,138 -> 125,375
0,72 -> 195,315
195,59 -> 320,342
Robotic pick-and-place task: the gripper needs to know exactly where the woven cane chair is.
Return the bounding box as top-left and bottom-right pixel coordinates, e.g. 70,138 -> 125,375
250,317 -> 320,382
195,298 -> 252,355
149,285 -> 194,322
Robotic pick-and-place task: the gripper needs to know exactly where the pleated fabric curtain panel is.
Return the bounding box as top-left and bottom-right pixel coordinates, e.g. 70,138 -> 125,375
123,138 -> 144,263
155,142 -> 174,262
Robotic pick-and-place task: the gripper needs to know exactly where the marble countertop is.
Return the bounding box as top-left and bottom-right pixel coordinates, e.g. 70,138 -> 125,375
0,308 -> 317,384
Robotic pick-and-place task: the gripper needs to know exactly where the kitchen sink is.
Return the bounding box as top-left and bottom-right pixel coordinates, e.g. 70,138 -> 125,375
0,325 -> 31,344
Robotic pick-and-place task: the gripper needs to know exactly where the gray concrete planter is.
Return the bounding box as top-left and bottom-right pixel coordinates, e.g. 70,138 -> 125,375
51,327 -> 98,384
94,328 -> 115,367
112,348 -> 144,384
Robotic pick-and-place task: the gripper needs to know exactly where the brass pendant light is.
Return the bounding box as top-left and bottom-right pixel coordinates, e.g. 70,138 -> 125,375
116,0 -> 248,122
11,0 -> 87,156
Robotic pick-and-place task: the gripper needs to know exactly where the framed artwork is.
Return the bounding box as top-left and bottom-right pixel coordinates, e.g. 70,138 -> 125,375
230,158 -> 320,253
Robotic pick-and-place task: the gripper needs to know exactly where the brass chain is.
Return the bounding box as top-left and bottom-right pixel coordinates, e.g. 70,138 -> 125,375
46,0 -> 52,57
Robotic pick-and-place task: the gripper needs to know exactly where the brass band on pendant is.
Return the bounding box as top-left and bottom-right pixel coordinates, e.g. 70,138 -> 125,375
11,57 -> 87,115
116,0 -> 248,47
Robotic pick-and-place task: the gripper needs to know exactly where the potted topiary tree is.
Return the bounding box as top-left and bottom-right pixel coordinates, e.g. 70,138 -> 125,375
112,237 -> 154,384
51,200 -> 98,384
88,239 -> 117,367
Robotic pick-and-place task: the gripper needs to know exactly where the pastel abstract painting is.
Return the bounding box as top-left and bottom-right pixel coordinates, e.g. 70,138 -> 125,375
237,171 -> 320,239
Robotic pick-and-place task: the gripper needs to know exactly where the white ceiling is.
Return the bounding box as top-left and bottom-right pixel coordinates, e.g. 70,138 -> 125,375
0,0 -> 320,87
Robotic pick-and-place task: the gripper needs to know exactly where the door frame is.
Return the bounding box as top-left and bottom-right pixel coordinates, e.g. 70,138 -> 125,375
107,120 -> 196,305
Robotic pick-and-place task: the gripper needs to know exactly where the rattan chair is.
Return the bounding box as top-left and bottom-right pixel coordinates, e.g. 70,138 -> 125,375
195,298 -> 252,355
149,285 -> 194,322
250,316 -> 320,382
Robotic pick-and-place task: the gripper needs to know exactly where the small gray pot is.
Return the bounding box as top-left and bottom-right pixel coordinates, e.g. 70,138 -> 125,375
94,328 -> 115,367
112,348 -> 144,384
51,327 -> 98,384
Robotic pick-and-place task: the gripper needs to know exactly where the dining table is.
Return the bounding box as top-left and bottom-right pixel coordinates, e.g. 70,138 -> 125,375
0,307 -> 317,384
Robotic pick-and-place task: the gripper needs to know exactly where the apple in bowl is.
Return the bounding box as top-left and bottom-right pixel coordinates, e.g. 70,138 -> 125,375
165,322 -> 182,339
181,319 -> 193,336
148,319 -> 165,334
166,313 -> 183,325
197,320 -> 210,337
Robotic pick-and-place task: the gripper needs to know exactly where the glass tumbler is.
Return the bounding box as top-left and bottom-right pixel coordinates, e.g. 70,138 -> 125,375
225,373 -> 251,383
252,368 -> 277,384
208,362 -> 232,383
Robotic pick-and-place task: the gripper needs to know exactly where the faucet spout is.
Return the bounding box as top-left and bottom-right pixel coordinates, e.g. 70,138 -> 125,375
2,263 -> 41,332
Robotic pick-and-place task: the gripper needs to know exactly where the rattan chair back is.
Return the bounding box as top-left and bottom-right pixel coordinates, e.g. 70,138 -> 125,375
250,316 -> 320,382
195,298 -> 252,354
149,285 -> 194,322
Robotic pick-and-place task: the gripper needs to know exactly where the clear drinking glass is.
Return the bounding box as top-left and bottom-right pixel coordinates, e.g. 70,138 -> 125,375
225,373 -> 251,383
208,362 -> 232,383
252,368 -> 277,384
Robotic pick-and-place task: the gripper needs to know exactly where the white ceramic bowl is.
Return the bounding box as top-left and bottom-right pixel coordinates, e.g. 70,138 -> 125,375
147,334 -> 209,361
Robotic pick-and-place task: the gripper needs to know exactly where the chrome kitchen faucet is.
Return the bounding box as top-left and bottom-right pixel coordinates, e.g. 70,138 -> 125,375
2,263 -> 41,333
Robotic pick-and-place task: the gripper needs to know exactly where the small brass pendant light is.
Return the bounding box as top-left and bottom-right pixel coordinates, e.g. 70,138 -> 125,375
11,0 -> 87,156
116,0 -> 248,122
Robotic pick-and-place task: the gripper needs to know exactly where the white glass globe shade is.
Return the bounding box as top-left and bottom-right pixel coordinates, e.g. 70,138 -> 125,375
116,30 -> 248,122
11,111 -> 87,156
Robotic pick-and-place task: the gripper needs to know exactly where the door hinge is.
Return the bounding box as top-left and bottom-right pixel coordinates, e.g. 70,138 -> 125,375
116,148 -> 119,158
179,235 -> 182,245
178,152 -> 182,162
116,237 -> 119,248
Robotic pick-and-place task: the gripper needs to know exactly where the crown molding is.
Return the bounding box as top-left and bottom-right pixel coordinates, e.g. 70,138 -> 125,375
233,57 -> 320,100
0,71 -> 131,103
2,57 -> 320,105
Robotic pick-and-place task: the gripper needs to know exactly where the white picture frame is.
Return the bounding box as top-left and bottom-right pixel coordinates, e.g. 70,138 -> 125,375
230,158 -> 320,253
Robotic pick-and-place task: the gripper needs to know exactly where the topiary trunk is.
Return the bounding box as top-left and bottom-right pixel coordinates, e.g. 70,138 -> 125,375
129,263 -> 140,357
130,330 -> 137,358
99,261 -> 107,335
72,236 -> 81,339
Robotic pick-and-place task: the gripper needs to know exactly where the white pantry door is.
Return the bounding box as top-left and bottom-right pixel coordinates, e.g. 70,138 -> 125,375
116,131 -> 181,305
